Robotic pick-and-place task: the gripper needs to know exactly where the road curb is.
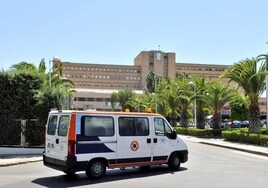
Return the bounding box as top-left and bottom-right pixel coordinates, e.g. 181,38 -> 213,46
0,157 -> 42,167
199,142 -> 268,157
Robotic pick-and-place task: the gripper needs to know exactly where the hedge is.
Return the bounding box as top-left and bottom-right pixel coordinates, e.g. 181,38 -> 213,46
175,127 -> 268,146
175,127 -> 221,137
222,130 -> 268,146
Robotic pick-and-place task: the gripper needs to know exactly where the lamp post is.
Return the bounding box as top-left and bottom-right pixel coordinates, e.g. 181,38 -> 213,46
189,81 -> 197,128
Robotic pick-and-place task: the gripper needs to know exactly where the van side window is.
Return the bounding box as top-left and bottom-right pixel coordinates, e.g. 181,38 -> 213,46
82,116 -> 114,137
58,115 -> 70,136
154,118 -> 172,136
47,115 -> 58,135
119,117 -> 149,136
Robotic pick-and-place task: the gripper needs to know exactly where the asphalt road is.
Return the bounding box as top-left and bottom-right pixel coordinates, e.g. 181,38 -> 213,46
0,141 -> 267,188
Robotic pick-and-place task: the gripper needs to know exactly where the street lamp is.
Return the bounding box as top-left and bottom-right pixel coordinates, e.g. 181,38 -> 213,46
189,81 -> 197,128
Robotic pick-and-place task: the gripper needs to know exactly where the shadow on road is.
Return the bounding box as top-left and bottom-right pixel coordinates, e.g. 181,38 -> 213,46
32,166 -> 187,187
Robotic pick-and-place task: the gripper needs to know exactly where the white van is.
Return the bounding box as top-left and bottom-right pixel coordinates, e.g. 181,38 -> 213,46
43,110 -> 188,179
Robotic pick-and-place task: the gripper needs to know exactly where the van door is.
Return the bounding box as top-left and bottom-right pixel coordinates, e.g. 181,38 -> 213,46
116,116 -> 153,166
45,113 -> 70,161
152,117 -> 176,162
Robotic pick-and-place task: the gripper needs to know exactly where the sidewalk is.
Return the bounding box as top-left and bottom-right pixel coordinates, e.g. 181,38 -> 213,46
179,135 -> 268,157
0,136 -> 268,167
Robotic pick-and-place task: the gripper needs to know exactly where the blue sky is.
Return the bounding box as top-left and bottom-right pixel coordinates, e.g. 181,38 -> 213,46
1,0 -> 268,70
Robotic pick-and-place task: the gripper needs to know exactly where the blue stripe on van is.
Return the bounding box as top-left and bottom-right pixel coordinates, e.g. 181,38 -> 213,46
76,135 -> 115,154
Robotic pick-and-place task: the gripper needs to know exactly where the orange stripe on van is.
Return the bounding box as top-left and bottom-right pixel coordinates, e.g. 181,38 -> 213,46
108,160 -> 167,169
68,113 -> 76,141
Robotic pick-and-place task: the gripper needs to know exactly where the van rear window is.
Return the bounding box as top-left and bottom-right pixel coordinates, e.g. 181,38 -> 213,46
47,115 -> 58,135
82,116 -> 114,137
58,115 -> 70,136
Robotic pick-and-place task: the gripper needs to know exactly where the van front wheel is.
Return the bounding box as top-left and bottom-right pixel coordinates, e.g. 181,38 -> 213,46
168,153 -> 181,171
86,160 -> 106,179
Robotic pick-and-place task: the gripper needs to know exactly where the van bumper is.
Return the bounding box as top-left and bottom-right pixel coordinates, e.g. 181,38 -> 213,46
43,153 -> 86,173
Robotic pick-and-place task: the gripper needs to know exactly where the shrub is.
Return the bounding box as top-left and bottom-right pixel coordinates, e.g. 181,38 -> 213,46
222,130 -> 268,146
221,131 -> 240,142
175,127 -> 221,138
176,127 -> 188,135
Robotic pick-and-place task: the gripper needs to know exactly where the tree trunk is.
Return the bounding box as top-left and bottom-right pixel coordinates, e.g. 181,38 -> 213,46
170,112 -> 178,127
180,109 -> 189,127
248,101 -> 261,134
196,107 -> 205,129
212,111 -> 221,129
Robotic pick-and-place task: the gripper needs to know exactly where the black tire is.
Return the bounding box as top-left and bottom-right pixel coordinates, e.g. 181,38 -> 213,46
168,153 -> 181,171
66,171 -> 75,177
139,165 -> 151,172
86,160 -> 106,180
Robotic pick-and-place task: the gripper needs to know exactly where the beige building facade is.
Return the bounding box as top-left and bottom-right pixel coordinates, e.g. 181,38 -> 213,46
53,50 -> 266,117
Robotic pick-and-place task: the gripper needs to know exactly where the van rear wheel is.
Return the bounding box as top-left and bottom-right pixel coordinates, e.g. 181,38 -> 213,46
86,160 -> 106,179
168,153 -> 181,171
66,171 -> 75,177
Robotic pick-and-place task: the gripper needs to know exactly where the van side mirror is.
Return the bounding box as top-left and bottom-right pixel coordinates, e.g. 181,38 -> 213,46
167,130 -> 177,139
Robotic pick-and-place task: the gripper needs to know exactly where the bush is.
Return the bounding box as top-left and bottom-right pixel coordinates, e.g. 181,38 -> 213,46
176,127 -> 268,146
222,130 -> 268,146
176,127 -> 188,135
175,127 -> 221,138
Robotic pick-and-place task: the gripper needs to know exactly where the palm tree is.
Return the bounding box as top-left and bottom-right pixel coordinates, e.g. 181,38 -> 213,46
192,76 -> 208,129
176,78 -> 192,127
111,88 -> 134,111
222,57 -> 266,133
206,81 -> 237,129
11,59 -> 74,109
127,94 -> 147,112
155,78 -> 178,126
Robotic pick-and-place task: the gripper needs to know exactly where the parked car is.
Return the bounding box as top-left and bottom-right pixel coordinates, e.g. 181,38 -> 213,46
241,120 -> 249,128
232,120 -> 242,128
221,119 -> 232,129
261,120 -> 267,128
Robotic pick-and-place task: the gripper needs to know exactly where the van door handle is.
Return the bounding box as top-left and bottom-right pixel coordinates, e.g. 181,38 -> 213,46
153,138 -> 157,143
147,138 -> 151,143
56,138 -> 59,144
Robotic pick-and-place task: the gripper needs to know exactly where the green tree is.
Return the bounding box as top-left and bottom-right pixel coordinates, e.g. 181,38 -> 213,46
127,94 -> 147,112
222,57 -> 266,133
11,59 -> 74,126
175,78 -> 192,127
206,81 -> 237,129
229,96 -> 249,120
155,78 -> 176,126
0,71 -> 43,145
188,77 -> 209,129
111,88 -> 134,111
